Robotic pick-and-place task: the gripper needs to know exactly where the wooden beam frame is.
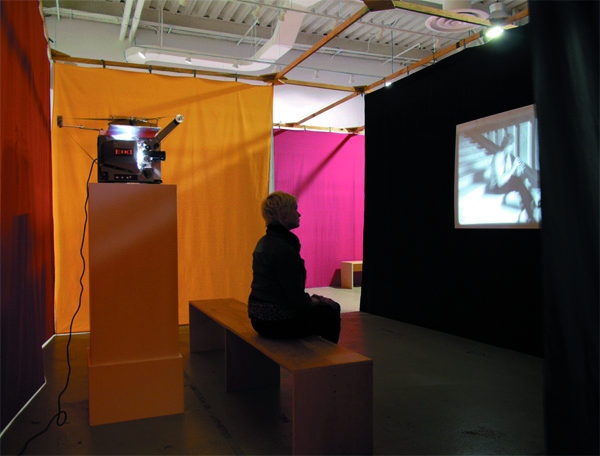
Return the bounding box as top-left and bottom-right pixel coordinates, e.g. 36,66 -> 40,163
364,31 -> 483,93
270,5 -> 371,82
49,50 -> 358,92
50,50 -> 267,81
282,92 -> 362,128
50,8 -> 529,135
49,50 -> 365,134
274,124 -> 364,134
363,9 -> 529,93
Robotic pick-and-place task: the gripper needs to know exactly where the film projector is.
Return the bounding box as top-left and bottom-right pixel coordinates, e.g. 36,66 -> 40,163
57,114 -> 184,183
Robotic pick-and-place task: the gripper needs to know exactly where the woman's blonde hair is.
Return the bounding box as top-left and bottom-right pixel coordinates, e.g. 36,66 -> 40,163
261,191 -> 297,225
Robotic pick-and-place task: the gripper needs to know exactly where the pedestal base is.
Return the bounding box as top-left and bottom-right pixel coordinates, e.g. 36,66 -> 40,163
88,349 -> 183,426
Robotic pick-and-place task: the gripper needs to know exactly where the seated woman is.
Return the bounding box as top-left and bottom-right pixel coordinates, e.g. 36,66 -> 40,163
248,191 -> 341,343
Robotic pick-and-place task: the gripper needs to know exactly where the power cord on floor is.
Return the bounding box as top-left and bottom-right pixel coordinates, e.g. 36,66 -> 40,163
18,158 -> 97,456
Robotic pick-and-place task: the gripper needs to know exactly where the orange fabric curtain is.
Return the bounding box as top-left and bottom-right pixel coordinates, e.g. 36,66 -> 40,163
52,64 -> 272,333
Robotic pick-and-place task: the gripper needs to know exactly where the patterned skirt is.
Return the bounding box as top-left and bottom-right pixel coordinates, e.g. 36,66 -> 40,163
247,296 -> 296,321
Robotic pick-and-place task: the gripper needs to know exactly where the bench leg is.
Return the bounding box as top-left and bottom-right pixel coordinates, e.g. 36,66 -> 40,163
225,330 -> 280,392
292,362 -> 373,455
189,304 -> 225,352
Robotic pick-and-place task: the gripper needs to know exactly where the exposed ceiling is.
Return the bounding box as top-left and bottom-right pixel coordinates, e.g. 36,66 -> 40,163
42,0 -> 529,92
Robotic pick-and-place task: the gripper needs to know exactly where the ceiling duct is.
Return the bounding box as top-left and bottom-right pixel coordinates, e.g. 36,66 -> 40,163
125,46 -> 275,72
253,8 -> 305,62
125,0 -> 319,73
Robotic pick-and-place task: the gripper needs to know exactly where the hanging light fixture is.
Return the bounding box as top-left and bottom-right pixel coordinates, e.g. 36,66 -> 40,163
486,2 -> 509,39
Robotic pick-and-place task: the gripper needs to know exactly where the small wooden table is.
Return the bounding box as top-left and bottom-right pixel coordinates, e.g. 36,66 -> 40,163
341,260 -> 363,289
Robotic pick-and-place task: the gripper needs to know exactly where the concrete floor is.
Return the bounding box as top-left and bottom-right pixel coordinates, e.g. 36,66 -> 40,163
1,288 -> 544,455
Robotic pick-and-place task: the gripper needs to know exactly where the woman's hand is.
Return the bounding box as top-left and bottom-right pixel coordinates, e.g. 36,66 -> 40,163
311,295 -> 341,311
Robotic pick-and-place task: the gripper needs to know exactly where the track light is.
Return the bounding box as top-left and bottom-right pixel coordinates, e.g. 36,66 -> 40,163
485,3 -> 509,39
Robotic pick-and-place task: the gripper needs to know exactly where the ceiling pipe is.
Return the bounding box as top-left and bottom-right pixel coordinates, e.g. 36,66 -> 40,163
128,0 -> 146,42
119,0 -> 134,41
382,43 -> 421,65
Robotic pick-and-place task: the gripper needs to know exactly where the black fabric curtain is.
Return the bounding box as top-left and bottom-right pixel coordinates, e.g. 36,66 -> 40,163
361,2 -> 598,453
361,24 -> 542,356
529,2 -> 599,454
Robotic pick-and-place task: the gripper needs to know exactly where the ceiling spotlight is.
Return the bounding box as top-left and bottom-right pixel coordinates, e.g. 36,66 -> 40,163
349,74 -> 355,85
184,56 -> 193,64
314,70 -> 319,79
137,50 -> 146,59
485,26 -> 504,39
485,2 -> 509,39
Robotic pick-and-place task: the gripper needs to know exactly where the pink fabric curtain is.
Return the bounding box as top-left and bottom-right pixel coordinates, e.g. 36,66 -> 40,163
273,130 -> 364,288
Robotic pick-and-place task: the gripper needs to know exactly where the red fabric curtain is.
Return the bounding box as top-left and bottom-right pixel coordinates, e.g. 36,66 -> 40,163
273,130 -> 364,288
1,1 -> 53,430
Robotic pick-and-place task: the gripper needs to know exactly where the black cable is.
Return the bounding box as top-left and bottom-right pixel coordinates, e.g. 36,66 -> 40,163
17,158 -> 97,456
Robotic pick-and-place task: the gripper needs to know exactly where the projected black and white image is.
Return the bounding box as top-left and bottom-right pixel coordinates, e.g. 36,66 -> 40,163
455,105 -> 541,228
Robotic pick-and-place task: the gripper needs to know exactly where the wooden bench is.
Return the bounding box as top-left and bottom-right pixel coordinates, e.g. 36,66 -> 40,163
189,298 -> 373,455
341,261 -> 363,289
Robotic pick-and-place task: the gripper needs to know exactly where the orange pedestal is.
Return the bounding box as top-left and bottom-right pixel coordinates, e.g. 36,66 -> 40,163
87,183 -> 183,426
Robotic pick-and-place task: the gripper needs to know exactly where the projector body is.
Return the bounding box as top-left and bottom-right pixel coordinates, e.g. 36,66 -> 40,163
97,115 -> 183,184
